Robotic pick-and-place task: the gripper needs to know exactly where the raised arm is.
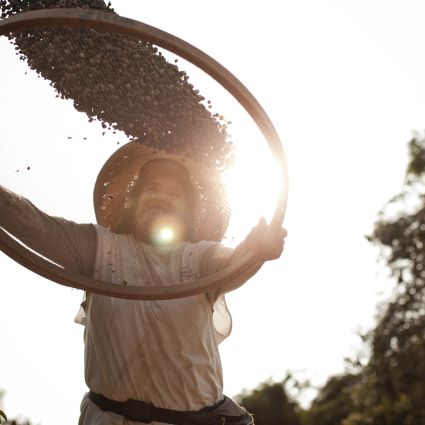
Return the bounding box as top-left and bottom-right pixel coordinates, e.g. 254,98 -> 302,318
0,185 -> 96,276
201,218 -> 287,300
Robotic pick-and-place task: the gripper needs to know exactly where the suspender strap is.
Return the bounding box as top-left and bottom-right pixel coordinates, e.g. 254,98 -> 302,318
88,390 -> 225,424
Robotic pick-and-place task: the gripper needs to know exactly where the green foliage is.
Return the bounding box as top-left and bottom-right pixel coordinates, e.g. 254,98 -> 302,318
301,374 -> 359,425
351,131 -> 425,424
229,133 -> 425,424
407,135 -> 425,177
236,380 -> 301,425
4,419 -> 33,425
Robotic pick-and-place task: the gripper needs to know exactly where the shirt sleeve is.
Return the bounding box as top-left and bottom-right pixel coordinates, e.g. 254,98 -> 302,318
200,241 -> 262,303
0,185 -> 96,276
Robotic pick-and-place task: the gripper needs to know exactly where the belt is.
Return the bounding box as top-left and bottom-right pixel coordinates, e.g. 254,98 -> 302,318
88,390 -> 225,424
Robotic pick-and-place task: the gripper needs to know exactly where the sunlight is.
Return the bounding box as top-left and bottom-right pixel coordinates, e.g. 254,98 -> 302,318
223,142 -> 282,245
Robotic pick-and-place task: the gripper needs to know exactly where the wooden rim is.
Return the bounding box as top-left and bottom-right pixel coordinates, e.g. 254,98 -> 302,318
0,8 -> 288,300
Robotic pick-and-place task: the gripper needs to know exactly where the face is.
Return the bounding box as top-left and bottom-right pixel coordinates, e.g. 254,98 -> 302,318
134,174 -> 194,245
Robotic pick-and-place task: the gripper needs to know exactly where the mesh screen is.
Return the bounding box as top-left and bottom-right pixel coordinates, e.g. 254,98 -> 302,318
0,5 -> 283,299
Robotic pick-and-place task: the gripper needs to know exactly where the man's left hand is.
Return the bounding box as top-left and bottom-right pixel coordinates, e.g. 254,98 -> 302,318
244,218 -> 287,261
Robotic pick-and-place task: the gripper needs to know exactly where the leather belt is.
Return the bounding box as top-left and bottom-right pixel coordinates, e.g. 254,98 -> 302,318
88,390 -> 225,424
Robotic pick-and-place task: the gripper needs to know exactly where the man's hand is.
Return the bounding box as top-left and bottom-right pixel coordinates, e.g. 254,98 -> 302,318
244,217 -> 287,261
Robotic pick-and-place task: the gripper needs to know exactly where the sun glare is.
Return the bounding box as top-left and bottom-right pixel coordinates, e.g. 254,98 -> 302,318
223,144 -> 282,245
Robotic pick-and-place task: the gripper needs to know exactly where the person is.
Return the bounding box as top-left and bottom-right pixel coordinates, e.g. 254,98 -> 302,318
0,140 -> 287,425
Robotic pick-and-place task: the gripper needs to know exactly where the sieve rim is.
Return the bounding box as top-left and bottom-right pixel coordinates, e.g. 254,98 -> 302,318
0,8 -> 288,300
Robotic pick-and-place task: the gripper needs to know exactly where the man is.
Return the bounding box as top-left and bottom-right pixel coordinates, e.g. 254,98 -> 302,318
0,141 -> 287,424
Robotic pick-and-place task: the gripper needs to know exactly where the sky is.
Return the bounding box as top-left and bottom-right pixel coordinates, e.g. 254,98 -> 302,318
2,1 -> 425,424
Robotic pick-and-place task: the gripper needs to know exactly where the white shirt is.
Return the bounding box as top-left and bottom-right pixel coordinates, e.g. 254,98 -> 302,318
76,226 -> 233,425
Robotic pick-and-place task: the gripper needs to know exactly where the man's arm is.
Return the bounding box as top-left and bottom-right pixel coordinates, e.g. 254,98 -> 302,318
0,185 -> 96,276
201,218 -> 287,300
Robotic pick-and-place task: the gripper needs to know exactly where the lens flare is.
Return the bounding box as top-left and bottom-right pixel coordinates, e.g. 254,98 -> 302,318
152,226 -> 175,245
159,227 -> 174,242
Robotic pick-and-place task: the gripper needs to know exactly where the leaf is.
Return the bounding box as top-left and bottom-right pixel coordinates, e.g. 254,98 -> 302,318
0,410 -> 7,423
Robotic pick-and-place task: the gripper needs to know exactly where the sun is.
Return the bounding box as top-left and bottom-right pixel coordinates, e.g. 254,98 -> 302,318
223,144 -> 283,245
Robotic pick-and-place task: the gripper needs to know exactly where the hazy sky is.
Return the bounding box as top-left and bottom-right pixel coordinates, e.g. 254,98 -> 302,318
2,1 -> 425,424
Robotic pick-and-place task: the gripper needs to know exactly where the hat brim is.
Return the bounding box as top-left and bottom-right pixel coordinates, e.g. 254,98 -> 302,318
94,140 -> 230,242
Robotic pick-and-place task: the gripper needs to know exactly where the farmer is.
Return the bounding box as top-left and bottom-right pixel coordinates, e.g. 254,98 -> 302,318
0,141 -> 287,425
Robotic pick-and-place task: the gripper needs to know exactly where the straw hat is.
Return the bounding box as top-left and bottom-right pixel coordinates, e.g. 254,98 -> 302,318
93,140 -> 230,242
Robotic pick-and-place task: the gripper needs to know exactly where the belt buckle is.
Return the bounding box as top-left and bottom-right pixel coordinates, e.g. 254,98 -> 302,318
125,399 -> 152,423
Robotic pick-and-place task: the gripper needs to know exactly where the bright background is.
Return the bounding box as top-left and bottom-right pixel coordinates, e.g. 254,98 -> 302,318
1,1 -> 425,424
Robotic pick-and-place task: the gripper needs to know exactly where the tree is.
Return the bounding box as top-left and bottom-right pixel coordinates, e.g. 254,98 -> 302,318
4,419 -> 32,425
235,134 -> 425,424
343,133 -> 425,424
301,373 -> 360,425
236,379 -> 301,425
297,133 -> 425,425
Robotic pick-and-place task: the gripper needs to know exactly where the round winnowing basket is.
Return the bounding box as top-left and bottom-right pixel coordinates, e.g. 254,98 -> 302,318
0,8 -> 288,300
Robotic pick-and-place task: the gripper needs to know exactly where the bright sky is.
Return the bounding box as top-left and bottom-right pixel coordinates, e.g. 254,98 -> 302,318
1,1 -> 425,424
